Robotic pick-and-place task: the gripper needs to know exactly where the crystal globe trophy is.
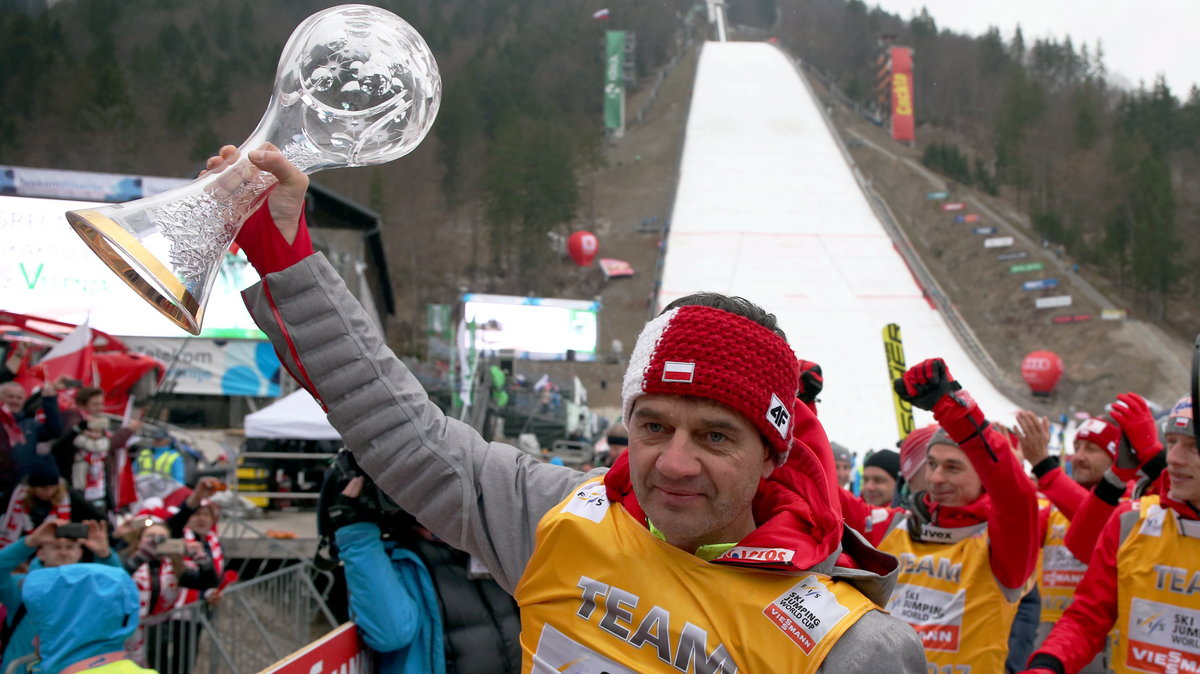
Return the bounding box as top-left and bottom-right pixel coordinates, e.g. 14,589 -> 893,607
66,4 -> 441,335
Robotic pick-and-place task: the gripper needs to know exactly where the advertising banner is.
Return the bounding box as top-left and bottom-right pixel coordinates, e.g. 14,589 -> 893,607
972,226 -> 998,235
925,191 -> 949,200
1009,262 -> 1044,273
998,251 -> 1029,261
261,622 -> 374,674
1035,295 -> 1073,309
1101,309 -> 1128,321
1022,278 -> 1060,291
121,337 -> 281,397
940,202 -> 965,212
1,195 -> 265,339
890,47 -> 914,142
604,31 -> 625,133
1052,314 -> 1093,324
984,236 -> 1015,248
598,258 -> 634,279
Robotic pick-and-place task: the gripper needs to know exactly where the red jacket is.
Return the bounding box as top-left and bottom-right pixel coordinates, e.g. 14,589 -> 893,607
844,417 -> 1038,590
1028,492 -> 1200,673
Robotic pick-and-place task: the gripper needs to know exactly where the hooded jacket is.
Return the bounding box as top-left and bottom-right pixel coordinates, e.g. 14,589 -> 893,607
241,245 -> 925,673
22,564 -> 143,673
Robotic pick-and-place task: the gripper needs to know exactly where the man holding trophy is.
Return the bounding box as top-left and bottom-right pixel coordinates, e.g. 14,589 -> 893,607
65,4 -> 923,672
198,139 -> 926,672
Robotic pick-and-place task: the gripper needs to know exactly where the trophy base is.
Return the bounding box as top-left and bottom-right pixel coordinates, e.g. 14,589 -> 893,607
67,209 -> 203,335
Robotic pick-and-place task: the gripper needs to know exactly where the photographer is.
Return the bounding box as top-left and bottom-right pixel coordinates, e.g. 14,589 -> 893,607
0,518 -> 117,671
122,513 -> 218,670
321,452 -> 520,673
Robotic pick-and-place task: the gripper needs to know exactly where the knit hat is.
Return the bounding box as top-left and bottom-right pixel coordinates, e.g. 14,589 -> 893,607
27,462 -> 60,488
1166,396 -> 1193,436
830,442 -> 852,465
1074,416 -> 1120,460
899,424 -> 939,481
864,449 -> 901,481
621,305 -> 800,461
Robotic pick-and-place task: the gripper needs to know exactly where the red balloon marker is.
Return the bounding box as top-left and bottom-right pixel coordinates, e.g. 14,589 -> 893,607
567,231 -> 599,266
1021,350 -> 1064,396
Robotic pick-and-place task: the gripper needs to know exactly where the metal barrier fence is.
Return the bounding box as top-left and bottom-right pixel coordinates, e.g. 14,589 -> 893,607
133,561 -> 337,674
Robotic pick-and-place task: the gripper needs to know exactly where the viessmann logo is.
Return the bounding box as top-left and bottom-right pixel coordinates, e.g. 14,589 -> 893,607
893,73 -> 913,116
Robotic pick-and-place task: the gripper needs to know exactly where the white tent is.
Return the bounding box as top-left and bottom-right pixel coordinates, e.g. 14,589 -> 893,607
243,389 -> 341,441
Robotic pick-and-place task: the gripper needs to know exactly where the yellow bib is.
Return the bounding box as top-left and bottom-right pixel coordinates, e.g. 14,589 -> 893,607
879,518 -> 1019,673
1114,496 -> 1200,674
514,478 -> 876,673
1039,506 -> 1087,622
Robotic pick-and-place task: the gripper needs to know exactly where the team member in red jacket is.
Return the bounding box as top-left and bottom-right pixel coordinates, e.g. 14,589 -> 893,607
1062,394 -> 1171,564
876,358 -> 1040,672
1023,395 -> 1199,674
1017,411 -> 1120,673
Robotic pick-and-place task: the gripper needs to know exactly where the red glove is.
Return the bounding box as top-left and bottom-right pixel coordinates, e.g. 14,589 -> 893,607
894,358 -> 962,411
897,359 -> 990,447
797,359 -> 823,404
1016,669 -> 1057,674
1109,392 -> 1163,482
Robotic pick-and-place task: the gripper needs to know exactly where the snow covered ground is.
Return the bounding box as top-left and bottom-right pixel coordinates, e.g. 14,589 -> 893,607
659,41 -> 1022,452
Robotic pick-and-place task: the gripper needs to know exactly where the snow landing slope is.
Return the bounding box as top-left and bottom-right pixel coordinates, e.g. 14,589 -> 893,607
658,41 -> 1022,451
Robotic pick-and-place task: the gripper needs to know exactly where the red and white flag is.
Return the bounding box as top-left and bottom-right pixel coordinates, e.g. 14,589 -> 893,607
591,8 -> 610,20
34,319 -> 94,386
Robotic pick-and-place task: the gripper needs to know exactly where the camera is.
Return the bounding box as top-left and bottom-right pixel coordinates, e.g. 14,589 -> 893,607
314,448 -> 407,569
55,522 -> 88,540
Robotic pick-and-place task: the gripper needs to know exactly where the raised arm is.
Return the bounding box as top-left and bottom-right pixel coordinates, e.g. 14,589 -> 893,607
895,359 -> 1039,590
228,145 -> 594,593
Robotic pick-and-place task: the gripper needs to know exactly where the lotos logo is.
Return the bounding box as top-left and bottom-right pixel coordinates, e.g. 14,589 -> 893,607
718,546 -> 795,564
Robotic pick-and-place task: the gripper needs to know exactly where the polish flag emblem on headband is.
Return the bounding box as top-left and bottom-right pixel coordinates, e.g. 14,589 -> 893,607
662,361 -> 695,383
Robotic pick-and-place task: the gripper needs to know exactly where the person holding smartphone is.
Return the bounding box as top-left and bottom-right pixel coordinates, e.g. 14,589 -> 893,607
121,511 -> 218,671
0,517 -> 117,671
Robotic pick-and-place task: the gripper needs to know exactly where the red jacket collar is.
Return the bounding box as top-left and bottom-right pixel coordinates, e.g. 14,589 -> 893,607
920,491 -> 992,528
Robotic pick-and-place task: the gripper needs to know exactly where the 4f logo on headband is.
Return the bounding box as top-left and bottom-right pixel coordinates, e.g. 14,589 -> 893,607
766,393 -> 791,439
662,361 -> 695,383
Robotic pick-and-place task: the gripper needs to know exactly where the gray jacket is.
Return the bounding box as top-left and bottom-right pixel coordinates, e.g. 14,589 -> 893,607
244,253 -> 926,673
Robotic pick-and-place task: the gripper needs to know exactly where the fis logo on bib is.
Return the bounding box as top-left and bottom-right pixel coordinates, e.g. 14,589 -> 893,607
763,575 -> 850,654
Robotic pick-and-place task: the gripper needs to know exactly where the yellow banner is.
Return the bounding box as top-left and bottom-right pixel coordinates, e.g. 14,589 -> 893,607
883,323 -> 914,439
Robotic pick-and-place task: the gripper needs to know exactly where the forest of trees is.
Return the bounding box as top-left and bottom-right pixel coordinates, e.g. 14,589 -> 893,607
2,0 -> 1197,338
758,0 -> 1200,327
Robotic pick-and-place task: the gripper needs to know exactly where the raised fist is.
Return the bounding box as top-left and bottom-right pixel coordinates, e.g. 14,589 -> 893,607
894,358 -> 962,412
797,359 -> 823,404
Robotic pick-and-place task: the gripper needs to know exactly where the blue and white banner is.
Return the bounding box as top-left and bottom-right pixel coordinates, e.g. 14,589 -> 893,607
1022,278 -> 1060,291
121,337 -> 281,397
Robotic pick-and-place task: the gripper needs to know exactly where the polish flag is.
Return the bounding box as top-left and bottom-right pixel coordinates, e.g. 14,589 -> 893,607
591,8 -> 610,20
662,361 -> 695,383
35,319 -> 94,386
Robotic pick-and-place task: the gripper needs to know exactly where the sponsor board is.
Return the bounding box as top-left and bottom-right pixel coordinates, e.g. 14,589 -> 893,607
926,191 -> 949,200
984,236 -> 1015,248
1009,261 -> 1043,273
1101,309 -> 1128,321
1035,295 -> 1073,309
1052,314 -> 1093,324
261,622 -> 374,674
941,202 -> 966,212
1022,278 -> 1060,291
998,251 -> 1030,261
972,226 -> 998,235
